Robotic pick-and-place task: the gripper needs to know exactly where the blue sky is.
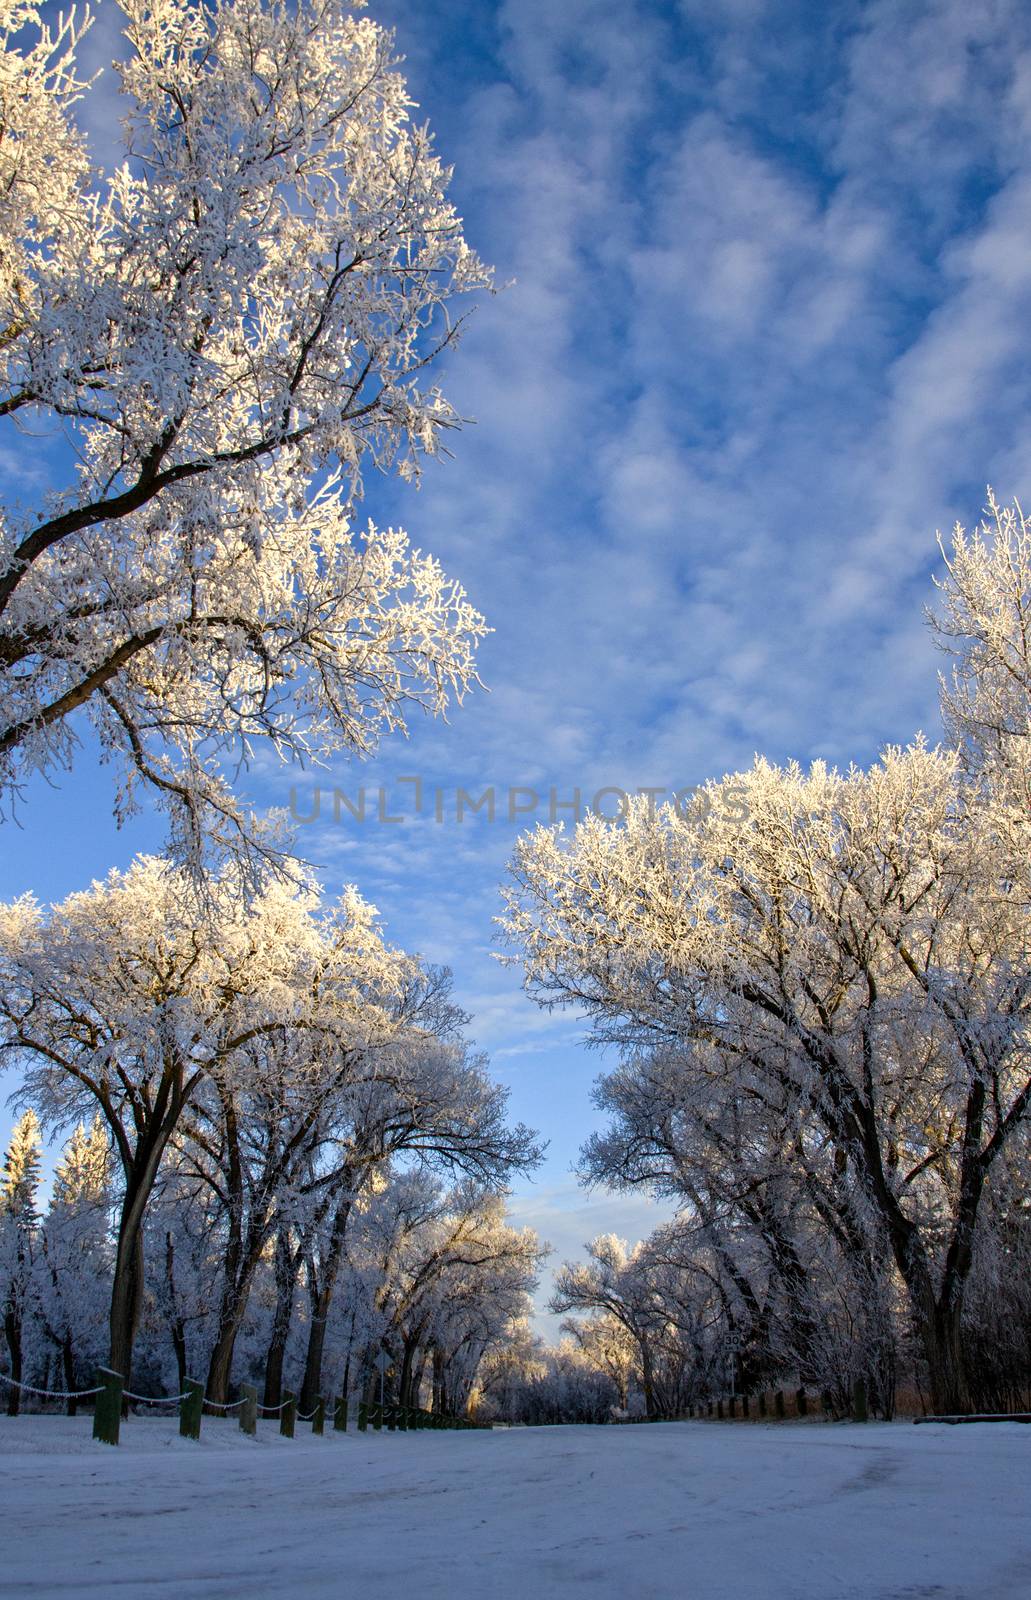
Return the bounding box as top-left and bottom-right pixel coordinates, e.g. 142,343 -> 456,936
5,0 -> 1031,1332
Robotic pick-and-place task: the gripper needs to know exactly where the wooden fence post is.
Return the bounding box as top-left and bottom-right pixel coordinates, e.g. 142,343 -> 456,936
179,1378 -> 204,1441
728,1395 -> 736,1418
280,1391 -> 296,1439
758,1392 -> 767,1418
741,1394 -> 750,1419
239,1383 -> 257,1436
312,1396 -> 326,1435
334,1394 -> 348,1433
373,1402 -> 382,1432
774,1390 -> 785,1419
796,1388 -> 808,1417
853,1378 -> 868,1423
387,1403 -> 397,1432
716,1399 -> 724,1419
92,1368 -> 123,1447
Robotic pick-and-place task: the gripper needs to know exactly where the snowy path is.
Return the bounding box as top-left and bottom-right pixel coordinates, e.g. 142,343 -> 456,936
0,1417 -> 1027,1599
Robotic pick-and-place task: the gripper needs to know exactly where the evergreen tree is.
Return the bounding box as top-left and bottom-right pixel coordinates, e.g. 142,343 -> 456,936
51,1117 -> 109,1208
37,1117 -> 113,1410
1,1110 -> 42,1413
1,1110 -> 42,1221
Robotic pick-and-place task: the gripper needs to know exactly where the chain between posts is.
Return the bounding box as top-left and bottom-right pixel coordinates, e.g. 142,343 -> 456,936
0,1373 -> 103,1400
4,1368 -> 488,1444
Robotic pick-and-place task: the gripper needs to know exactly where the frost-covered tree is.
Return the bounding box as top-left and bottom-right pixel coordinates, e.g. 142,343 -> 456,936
0,856 -> 409,1384
550,1236 -> 676,1420
0,0 -> 489,877
347,1173 -> 542,1416
35,1117 -> 112,1409
930,492 -> 1031,793
0,1107 -> 42,1412
487,1336 -> 620,1427
581,1043 -> 899,1411
503,743 -> 1031,1413
293,1026 -> 543,1414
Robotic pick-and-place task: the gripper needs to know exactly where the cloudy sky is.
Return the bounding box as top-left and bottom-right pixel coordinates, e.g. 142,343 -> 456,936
4,0 -> 1031,1331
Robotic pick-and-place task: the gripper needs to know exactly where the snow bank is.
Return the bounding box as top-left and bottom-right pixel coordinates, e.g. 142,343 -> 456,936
1,1416 -> 1028,1598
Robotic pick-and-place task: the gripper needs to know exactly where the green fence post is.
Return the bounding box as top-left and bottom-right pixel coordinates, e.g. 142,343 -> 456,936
758,1392 -> 767,1418
92,1368 -> 123,1446
716,1399 -> 724,1419
313,1396 -> 326,1435
239,1383 -> 257,1436
334,1394 -> 348,1433
796,1388 -> 808,1418
774,1390 -> 785,1419
387,1403 -> 396,1432
358,1400 -> 368,1432
373,1402 -> 382,1432
179,1378 -> 204,1441
853,1378 -> 868,1423
741,1394 -> 750,1419
281,1391 -> 296,1439
728,1395 -> 736,1418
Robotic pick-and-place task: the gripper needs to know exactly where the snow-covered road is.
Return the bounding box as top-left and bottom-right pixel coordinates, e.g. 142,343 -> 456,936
1,1416 -> 1027,1598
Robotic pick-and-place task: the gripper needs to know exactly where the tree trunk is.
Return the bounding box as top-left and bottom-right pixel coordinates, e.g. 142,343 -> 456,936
204,1089 -> 247,1406
164,1232 -> 188,1396
298,1199 -> 353,1415
62,1334 -> 77,1417
108,1220 -> 145,1390
205,1236 -> 266,1404
262,1230 -> 298,1410
432,1346 -> 446,1415
206,1320 -> 239,1407
887,1217 -> 972,1415
399,1334 -> 420,1407
411,1350 -> 428,1410
640,1336 -> 657,1419
918,1292 -> 969,1416
3,1307 -> 22,1416
106,1081 -> 187,1385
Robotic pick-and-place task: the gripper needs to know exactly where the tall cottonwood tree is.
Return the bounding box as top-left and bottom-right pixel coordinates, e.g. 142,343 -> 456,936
502,744 -> 1031,1413
0,857 -> 409,1384
294,1031 -> 542,1414
0,0 -> 489,876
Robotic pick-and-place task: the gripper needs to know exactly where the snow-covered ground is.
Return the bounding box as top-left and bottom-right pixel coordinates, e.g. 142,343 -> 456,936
1,1415 -> 1027,1599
